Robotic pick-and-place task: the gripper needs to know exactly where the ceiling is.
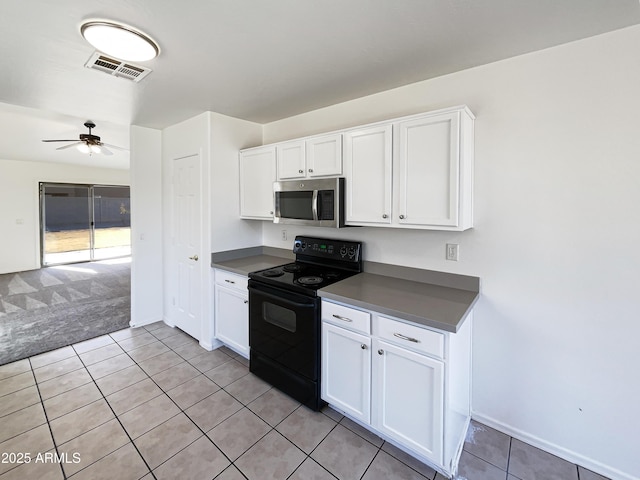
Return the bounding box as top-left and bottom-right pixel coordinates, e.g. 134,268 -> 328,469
1,0 -> 640,169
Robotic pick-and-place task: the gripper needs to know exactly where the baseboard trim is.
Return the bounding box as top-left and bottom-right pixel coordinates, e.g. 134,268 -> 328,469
200,339 -> 223,351
471,412 -> 637,480
129,318 -> 163,328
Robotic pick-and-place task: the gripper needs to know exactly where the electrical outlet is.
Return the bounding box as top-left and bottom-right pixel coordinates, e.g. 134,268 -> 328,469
281,230 -> 287,241
446,243 -> 459,261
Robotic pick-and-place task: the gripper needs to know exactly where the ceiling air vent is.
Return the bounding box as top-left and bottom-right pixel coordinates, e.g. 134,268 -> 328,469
84,52 -> 152,82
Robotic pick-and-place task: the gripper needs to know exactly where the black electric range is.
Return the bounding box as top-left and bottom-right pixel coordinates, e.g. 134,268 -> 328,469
247,236 -> 363,410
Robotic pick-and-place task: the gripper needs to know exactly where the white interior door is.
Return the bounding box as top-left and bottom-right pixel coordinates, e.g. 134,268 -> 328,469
172,154 -> 201,339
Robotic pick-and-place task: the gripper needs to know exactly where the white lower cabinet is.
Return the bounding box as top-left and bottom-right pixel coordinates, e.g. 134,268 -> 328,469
372,338 -> 444,463
214,270 -> 249,358
321,300 -> 471,478
322,322 -> 371,423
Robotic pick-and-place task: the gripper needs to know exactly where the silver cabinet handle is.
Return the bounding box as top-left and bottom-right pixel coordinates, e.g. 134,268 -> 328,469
298,169 -> 304,174
332,314 -> 352,323
378,349 -> 384,355
382,214 -> 388,219
270,211 -> 274,215
399,215 -> 405,220
361,344 -> 367,350
244,300 -> 248,304
308,168 -> 314,173
189,255 -> 199,261
225,279 -> 235,284
394,332 -> 420,343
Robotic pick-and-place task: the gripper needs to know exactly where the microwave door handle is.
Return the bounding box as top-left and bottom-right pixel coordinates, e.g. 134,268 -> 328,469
312,190 -> 319,221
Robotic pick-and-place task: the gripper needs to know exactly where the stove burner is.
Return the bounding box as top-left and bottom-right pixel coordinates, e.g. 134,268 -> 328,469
261,269 -> 284,277
296,276 -> 324,286
283,264 -> 304,273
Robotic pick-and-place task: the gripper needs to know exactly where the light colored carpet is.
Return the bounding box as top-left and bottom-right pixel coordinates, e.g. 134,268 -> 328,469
0,259 -> 131,365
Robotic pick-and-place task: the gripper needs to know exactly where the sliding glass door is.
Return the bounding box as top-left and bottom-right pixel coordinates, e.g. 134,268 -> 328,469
93,186 -> 131,260
40,183 -> 131,265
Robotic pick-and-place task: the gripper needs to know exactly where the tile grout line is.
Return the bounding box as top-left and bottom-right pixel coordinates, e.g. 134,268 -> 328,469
71,340 -> 158,480
27,357 -> 67,480
6,325 -> 447,480
109,327 -> 243,477
122,326 -> 323,480
506,435 -> 513,477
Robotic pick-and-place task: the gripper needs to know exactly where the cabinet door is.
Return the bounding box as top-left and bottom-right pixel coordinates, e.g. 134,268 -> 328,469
239,146 -> 276,219
277,140 -> 306,180
306,133 -> 342,177
322,322 -> 371,423
372,339 -> 444,464
396,112 -> 460,227
214,285 -> 249,358
344,124 -> 392,225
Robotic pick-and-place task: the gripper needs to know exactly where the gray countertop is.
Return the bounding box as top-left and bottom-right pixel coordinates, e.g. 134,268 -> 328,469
211,254 -> 290,276
319,273 -> 478,333
211,246 -> 294,275
211,247 -> 479,333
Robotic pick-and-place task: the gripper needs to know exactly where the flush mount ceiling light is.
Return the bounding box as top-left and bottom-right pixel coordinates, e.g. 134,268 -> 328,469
80,21 -> 160,62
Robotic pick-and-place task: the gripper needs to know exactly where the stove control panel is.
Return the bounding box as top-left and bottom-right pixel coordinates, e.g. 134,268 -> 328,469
293,236 -> 362,263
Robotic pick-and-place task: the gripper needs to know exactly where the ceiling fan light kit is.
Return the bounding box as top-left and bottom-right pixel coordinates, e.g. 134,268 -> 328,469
80,20 -> 160,62
42,121 -> 127,156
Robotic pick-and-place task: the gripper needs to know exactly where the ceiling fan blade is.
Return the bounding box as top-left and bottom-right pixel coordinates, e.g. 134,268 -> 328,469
100,146 -> 114,156
56,142 -> 83,151
101,142 -> 128,152
42,139 -> 78,143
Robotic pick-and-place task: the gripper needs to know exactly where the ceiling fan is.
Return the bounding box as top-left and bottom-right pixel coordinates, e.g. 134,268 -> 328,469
42,121 -> 127,156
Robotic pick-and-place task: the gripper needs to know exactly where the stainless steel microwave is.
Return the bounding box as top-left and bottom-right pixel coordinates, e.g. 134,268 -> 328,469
273,178 -> 345,228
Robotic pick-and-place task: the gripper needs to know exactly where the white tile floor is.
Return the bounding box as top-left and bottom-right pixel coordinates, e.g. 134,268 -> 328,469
0,322 -> 610,480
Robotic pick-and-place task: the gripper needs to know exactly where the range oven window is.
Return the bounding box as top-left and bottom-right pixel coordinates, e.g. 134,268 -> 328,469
276,191 -> 314,220
262,303 -> 296,333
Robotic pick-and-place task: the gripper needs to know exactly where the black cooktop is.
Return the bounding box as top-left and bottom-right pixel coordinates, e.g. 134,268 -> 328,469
248,236 -> 363,296
250,262 -> 359,295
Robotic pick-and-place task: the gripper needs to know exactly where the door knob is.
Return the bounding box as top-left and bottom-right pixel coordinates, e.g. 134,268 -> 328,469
189,255 -> 199,261
382,214 -> 388,219
399,215 -> 405,220
361,344 -> 367,350
378,349 -> 384,355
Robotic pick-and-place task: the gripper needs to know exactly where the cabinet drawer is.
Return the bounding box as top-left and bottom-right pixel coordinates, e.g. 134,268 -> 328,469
215,270 -> 248,291
374,315 -> 444,359
322,300 -> 370,334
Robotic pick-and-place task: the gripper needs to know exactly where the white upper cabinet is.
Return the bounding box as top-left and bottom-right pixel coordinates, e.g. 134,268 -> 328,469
276,133 -> 342,180
396,111 -> 462,228
240,105 -> 474,229
344,124 -> 393,225
239,146 -> 276,219
347,106 -> 474,230
306,133 -> 342,177
276,140 -> 306,179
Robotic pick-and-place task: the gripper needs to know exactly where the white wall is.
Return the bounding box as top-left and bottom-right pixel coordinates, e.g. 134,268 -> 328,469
161,112 -> 211,340
261,25 -> 640,480
210,112 -> 263,252
0,159 -> 129,274
129,126 -> 163,327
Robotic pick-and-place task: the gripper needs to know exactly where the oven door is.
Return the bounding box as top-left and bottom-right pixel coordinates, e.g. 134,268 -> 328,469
248,281 -> 320,381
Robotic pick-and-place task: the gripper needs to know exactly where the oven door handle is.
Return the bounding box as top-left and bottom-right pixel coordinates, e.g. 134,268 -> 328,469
312,189 -> 319,221
249,286 -> 316,309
